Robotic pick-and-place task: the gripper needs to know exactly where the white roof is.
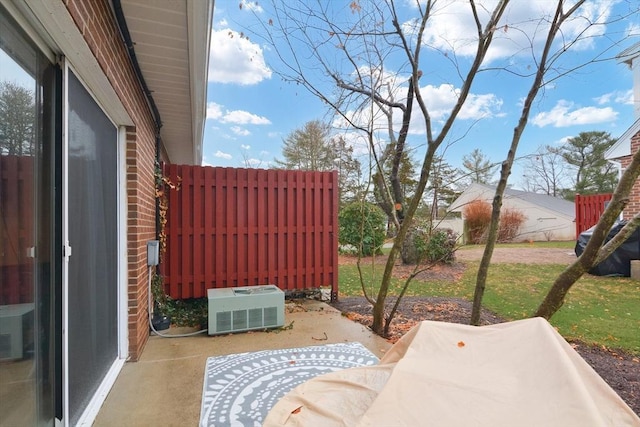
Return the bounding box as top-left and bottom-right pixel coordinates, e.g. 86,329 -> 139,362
449,183 -> 575,218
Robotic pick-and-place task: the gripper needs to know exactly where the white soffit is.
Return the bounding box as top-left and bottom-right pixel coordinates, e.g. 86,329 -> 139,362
120,0 -> 213,165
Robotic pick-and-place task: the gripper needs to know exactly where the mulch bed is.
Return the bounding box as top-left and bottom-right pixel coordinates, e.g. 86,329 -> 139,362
331,295 -> 639,416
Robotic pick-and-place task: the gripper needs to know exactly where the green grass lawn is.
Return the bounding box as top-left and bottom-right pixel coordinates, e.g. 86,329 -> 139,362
339,255 -> 640,354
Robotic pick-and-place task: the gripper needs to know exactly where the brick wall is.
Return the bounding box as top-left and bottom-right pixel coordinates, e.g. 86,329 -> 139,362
66,0 -> 158,361
620,132 -> 640,220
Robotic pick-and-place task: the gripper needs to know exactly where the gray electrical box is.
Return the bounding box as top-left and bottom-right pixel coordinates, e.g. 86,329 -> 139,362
147,240 -> 159,266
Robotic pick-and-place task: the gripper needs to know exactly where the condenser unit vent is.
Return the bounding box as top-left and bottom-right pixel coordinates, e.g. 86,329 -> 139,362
207,285 -> 285,335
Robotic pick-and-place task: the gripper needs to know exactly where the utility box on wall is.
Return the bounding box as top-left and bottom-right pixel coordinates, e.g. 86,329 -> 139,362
207,285 -> 285,335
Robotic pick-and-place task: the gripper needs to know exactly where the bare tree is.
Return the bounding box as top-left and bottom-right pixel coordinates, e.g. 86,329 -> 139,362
468,0 -> 638,325
245,1 -> 638,335
0,82 -> 35,156
520,145 -> 569,197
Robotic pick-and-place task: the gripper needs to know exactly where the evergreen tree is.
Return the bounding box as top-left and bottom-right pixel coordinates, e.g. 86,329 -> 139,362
461,148 -> 496,185
553,131 -> 618,198
427,155 -> 462,219
275,120 -> 362,204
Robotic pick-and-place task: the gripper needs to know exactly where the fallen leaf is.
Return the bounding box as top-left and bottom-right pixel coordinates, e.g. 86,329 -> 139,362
457,341 -> 465,348
291,406 -> 302,414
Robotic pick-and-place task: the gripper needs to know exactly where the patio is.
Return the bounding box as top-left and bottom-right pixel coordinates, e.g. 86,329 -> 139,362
93,300 -> 391,426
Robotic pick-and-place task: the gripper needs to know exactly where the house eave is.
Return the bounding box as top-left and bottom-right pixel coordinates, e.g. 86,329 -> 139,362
118,0 -> 213,165
616,42 -> 640,69
605,116 -> 640,160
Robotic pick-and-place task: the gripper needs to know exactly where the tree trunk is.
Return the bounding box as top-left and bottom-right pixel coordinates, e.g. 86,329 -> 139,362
535,146 -> 640,319
470,0 -> 578,325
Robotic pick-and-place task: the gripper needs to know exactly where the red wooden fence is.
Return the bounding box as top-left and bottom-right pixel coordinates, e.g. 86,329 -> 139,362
0,156 -> 35,305
575,193 -> 613,237
161,165 -> 339,300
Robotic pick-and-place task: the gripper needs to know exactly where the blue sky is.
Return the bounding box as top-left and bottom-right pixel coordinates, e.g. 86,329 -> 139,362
203,1 -> 640,189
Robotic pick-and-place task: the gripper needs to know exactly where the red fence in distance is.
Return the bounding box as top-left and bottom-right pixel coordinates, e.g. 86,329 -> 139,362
161,164 -> 339,300
575,193 -> 613,238
0,156 -> 34,305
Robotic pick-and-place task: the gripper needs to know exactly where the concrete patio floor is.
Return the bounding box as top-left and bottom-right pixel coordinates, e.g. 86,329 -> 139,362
94,300 -> 391,427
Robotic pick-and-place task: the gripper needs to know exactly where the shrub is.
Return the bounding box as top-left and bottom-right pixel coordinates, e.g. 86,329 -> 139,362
424,228 -> 458,264
464,200 -> 527,243
338,202 -> 387,256
402,220 -> 458,265
463,199 -> 492,244
498,208 -> 526,242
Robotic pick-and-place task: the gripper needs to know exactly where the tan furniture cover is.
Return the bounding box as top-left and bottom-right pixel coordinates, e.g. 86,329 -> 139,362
264,318 -> 639,426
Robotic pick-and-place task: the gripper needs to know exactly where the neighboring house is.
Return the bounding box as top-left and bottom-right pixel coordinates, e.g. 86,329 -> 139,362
605,42 -> 640,221
0,1 -> 212,426
449,183 -> 575,242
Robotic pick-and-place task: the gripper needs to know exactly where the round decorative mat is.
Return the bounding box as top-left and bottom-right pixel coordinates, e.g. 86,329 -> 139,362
200,342 -> 378,426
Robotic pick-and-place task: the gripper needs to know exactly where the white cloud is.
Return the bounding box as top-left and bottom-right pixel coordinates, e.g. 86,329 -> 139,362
214,150 -> 232,159
333,81 -> 502,139
532,100 -> 618,127
627,22 -> 640,37
231,126 -> 251,136
240,0 -> 264,13
594,90 -> 633,105
207,102 -> 271,125
417,1 -> 615,64
240,144 -> 251,150
616,90 -> 634,105
411,84 -> 503,130
593,93 -> 612,104
209,28 -> 272,85
553,135 -> 572,145
222,110 -> 271,125
459,93 -> 505,120
206,102 -> 223,120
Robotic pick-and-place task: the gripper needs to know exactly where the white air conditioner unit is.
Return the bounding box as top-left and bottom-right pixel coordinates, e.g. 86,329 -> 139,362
0,303 -> 34,361
207,285 -> 285,335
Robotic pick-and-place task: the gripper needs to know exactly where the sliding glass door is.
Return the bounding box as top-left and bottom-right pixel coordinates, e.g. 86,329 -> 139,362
1,7 -> 121,426
0,5 -> 57,426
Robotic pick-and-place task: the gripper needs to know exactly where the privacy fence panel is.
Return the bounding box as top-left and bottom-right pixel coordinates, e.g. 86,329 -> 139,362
575,193 -> 613,238
0,156 -> 34,305
162,165 -> 338,300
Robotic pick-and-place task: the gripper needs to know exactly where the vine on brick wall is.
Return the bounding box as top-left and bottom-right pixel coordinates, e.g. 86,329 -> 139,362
152,164 -> 181,314
155,164 -> 181,261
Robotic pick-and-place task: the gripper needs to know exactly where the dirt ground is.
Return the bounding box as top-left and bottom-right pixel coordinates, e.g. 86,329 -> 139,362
456,246 -> 577,264
332,247 -> 639,416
